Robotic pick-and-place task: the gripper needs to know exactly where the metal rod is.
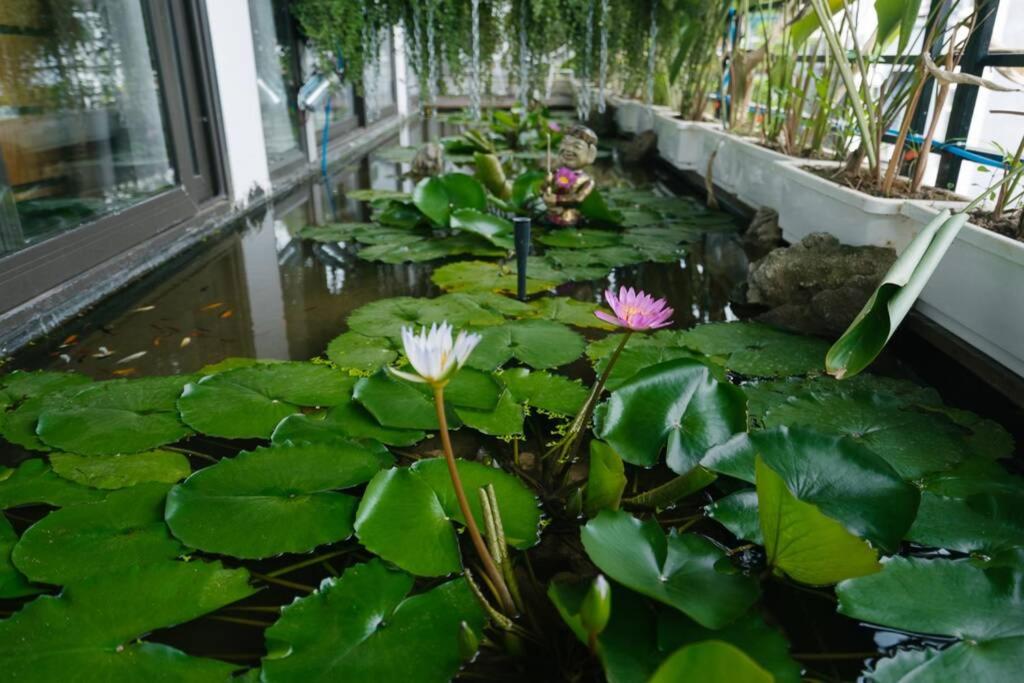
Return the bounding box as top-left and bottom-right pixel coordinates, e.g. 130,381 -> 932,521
513,217 -> 531,301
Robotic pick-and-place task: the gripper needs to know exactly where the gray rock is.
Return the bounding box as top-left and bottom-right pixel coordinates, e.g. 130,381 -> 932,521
742,207 -> 783,257
747,232 -> 895,335
409,142 -> 444,180
622,130 -> 658,163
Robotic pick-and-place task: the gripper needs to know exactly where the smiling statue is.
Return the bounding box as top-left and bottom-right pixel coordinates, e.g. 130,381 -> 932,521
542,124 -> 598,227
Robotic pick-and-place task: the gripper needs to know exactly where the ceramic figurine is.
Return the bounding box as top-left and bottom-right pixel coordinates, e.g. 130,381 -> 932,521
542,124 -> 598,226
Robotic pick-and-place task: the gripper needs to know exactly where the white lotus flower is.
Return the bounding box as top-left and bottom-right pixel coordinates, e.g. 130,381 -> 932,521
390,322 -> 481,387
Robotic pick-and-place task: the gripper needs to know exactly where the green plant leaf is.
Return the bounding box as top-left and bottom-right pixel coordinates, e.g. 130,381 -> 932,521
0,560 -> 255,681
178,363 -> 352,439
450,208 -> 513,249
346,294 -> 503,340
585,441 -> 627,516
454,389 -> 524,436
441,172 -> 488,211
0,516 -> 39,598
413,176 -> 451,225
49,450 -> 190,490
326,332 -> 399,374
588,331 -> 710,391
579,189 -> 624,226
0,370 -> 92,402
12,483 -> 183,585
165,442 -> 389,559
468,320 -> 585,371
0,459 -> 104,509
354,370 -> 460,430
355,458 -> 541,576
35,376 -> 194,455
678,322 -> 829,378
838,556 -> 1024,681
432,260 -> 560,295
705,490 -> 763,544
527,296 -> 616,330
510,170 -> 545,209
580,510 -> 760,629
537,228 -> 624,249
875,0 -> 924,52
595,358 -> 747,474
826,210 -> 968,378
498,368 -> 588,417
650,641 -> 774,683
262,559 -> 485,682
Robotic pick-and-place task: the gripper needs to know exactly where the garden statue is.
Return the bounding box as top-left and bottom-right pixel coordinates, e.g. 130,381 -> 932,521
409,142 -> 444,180
542,124 -> 598,226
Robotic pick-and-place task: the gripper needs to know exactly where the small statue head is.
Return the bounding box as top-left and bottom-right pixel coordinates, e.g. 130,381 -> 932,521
557,124 -> 598,169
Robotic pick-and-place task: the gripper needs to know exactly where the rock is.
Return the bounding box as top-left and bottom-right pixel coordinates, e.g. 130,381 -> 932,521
742,207 -> 783,257
409,142 -> 444,180
621,130 -> 657,163
746,232 -> 895,336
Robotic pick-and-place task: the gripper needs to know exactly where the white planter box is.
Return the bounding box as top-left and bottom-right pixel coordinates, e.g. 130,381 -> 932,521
900,203 -> 1024,378
654,113 -> 719,172
717,136 -> 791,210
772,160 -> 965,251
612,99 -> 667,135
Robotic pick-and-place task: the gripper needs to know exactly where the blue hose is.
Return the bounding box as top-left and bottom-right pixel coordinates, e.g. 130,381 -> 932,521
321,97 -> 333,179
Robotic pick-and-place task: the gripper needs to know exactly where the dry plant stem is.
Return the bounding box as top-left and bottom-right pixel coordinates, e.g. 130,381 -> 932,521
911,50 -> 955,193
882,65 -> 927,196
433,385 -> 516,615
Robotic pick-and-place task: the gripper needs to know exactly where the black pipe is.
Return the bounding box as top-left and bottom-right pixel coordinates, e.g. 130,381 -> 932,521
513,216 -> 531,301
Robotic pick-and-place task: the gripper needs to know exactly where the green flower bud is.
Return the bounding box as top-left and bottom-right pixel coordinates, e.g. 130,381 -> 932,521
580,574 -> 611,638
458,620 -> 480,662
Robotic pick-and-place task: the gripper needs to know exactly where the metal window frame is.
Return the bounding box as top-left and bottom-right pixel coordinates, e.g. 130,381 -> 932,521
0,0 -> 228,314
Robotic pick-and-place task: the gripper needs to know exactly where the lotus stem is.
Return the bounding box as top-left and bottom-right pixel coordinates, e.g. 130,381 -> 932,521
433,385 -> 516,615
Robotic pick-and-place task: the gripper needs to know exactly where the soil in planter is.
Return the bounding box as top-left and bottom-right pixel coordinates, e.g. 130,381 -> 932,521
970,208 -> 1024,242
806,165 -> 965,202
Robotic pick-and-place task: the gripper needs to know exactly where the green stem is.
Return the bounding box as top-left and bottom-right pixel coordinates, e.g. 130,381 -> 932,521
433,385 -> 516,615
267,548 -> 355,577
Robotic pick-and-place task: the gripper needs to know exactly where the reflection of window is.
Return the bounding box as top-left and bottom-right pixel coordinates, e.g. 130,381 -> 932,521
301,45 -> 357,136
249,0 -> 303,171
0,0 -> 175,255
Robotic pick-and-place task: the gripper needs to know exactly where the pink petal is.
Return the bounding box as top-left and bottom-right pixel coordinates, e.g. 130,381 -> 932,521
594,310 -> 623,327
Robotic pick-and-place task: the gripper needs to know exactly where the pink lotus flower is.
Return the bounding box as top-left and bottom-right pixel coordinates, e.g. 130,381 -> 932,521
554,166 -> 578,191
595,287 -> 674,330
548,121 -> 561,132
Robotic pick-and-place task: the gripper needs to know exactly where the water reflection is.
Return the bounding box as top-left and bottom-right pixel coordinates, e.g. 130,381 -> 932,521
7,120 -> 749,379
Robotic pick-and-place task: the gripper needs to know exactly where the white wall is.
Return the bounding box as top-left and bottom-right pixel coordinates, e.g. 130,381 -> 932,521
204,0 -> 271,206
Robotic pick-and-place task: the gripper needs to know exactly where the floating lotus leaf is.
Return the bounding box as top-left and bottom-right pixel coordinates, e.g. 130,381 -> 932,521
0,370 -> 92,402
413,177 -> 451,225
350,228 -> 423,246
357,233 -> 504,263
165,442 -> 390,559
294,222 -> 388,243
178,363 -> 351,439
0,459 -> 104,509
437,367 -> 502,410
906,459 -> 1024,553
431,260 -> 561,294
326,331 -> 398,374
346,294 -> 505,340
650,641 -> 773,683
499,367 -> 588,417
579,189 -> 624,226
453,389 -> 524,436
413,174 -> 487,227
580,510 -> 760,629
0,516 -> 39,598
537,228 -> 624,249
745,374 -> 1010,479
705,490 -> 762,544
450,208 -> 513,249
453,291 -> 533,318
34,376 -> 193,455
838,556 -> 1024,682
355,458 -> 541,576
677,321 -> 829,377
584,440 -> 627,516
353,370 -> 460,430
527,296 -> 615,329
345,188 -> 411,202
13,483 -> 183,585
588,331 -> 711,391
467,320 -> 585,371
595,358 -> 747,474
0,560 -> 255,681
49,450 -> 190,490
374,200 -> 426,229
271,410 -> 423,449
197,357 -> 285,375
261,559 -> 485,683
545,246 -> 643,271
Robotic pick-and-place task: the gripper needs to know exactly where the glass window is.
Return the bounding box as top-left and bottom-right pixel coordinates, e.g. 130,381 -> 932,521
0,0 -> 175,256
364,31 -> 395,123
249,0 -> 303,171
301,45 -> 357,136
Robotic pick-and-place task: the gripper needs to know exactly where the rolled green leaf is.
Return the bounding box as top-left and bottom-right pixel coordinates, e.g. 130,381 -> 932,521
825,209 -> 967,379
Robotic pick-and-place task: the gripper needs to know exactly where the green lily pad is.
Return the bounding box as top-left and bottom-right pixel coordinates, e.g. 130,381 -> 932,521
527,296 -> 616,329
678,322 -> 829,377
450,208 -> 513,249
585,440 -> 627,516
499,368 -> 588,417
326,331 -> 398,374
838,556 -> 1024,682
345,188 -> 411,202
650,641 -> 773,683
0,516 -> 39,598
0,459 -> 104,509
12,483 -> 183,585
705,490 -> 762,544
262,559 -> 485,682
537,228 -> 624,249
0,560 -> 255,681
0,370 -> 92,402
579,189 -> 624,226
355,458 -> 541,576
580,510 -> 760,629
467,320 -> 585,371
178,363 -> 351,439
49,450 -> 191,490
454,389 -> 524,436
36,376 -> 194,455
432,260 -> 561,294
346,294 -> 506,340
353,370 -> 460,430
595,358 -> 747,474
545,246 -> 644,271
357,233 -> 504,263
588,332 -> 710,391
295,222 -> 389,243
413,177 -> 451,225
165,442 -> 390,559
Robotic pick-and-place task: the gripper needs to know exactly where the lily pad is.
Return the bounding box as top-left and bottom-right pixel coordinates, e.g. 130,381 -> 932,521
467,320 -> 585,371
0,370 -> 92,402
13,483 -> 183,585
580,510 -> 760,629
355,458 -> 541,576
357,233 -> 504,263
262,559 -> 485,682
588,332 -> 710,391
837,556 -> 1024,681
346,294 -> 505,340
432,259 -> 561,295
49,450 -> 191,490
527,296 -> 616,330
537,228 -> 624,249
295,222 -> 386,243
36,376 -> 194,455
353,370 -> 459,431
454,389 -> 524,436
678,322 -> 829,377
178,363 -> 351,439
0,517 -> 39,598
0,560 -> 255,681
450,208 -> 513,249
326,331 -> 398,374
499,368 -> 588,417
165,442 -> 390,559
585,440 -> 627,516
595,358 -> 747,474
650,641 -> 773,683
0,459 -> 104,509
705,490 -> 762,544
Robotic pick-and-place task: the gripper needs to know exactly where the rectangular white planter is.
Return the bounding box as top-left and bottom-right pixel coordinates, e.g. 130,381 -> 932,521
717,136 -> 791,210
654,113 -> 719,172
899,203 -> 1024,378
613,99 -> 669,135
772,160 -> 965,251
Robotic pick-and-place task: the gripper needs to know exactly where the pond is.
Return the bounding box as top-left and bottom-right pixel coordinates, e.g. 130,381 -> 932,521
0,114 -> 1021,683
